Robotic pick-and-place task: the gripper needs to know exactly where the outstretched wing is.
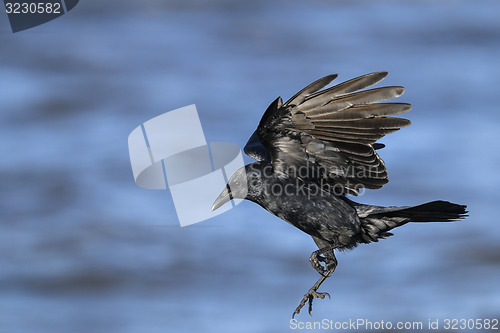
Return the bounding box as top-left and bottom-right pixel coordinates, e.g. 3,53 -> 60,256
244,72 -> 411,195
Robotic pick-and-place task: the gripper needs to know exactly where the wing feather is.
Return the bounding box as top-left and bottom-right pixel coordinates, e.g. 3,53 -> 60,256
283,74 -> 338,107
300,87 -> 405,116
306,103 -> 411,121
244,72 -> 411,195
307,71 -> 388,99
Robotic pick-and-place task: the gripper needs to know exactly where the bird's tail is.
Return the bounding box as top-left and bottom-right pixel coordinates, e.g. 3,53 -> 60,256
359,200 -> 468,243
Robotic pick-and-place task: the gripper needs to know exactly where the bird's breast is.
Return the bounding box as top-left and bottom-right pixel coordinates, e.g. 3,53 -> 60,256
256,178 -> 361,247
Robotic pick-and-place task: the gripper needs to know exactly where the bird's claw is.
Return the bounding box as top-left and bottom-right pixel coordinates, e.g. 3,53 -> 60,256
292,289 -> 331,319
309,250 -> 327,276
294,249 -> 336,318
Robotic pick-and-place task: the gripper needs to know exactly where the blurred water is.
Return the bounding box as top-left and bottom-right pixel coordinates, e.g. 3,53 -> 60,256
0,1 -> 499,332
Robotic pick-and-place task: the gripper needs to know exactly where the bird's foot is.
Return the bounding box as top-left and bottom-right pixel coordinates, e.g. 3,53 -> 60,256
309,247 -> 337,277
292,287 -> 331,319
309,249 -> 326,276
325,260 -> 337,272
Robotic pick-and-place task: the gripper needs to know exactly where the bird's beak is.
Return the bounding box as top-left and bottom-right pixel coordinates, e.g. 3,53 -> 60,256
211,186 -> 231,211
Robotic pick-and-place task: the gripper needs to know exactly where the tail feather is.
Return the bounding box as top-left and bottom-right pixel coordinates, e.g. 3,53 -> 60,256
359,200 -> 468,243
378,200 -> 468,222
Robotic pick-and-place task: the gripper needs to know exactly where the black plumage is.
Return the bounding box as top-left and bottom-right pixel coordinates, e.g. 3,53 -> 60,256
211,72 -> 468,318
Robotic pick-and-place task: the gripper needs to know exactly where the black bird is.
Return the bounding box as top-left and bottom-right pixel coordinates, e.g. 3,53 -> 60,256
211,72 -> 467,318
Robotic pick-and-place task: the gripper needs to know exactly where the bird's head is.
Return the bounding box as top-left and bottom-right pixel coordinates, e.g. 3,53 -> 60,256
211,163 -> 269,211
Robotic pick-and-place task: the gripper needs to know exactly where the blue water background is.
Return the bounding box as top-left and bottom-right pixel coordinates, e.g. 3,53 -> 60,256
0,1 -> 499,332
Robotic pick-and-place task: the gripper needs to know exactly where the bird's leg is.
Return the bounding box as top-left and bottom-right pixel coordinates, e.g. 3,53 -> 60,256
309,249 -> 326,276
309,245 -> 336,276
293,252 -> 337,319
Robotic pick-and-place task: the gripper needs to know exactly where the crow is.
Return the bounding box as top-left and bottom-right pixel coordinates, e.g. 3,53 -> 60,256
211,72 -> 467,318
